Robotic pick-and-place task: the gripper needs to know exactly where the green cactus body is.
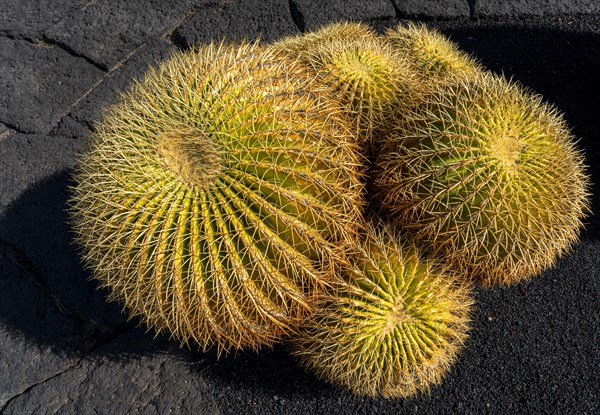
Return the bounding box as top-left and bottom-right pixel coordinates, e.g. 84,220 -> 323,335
385,22 -> 480,96
374,72 -> 591,286
271,22 -> 419,147
292,219 -> 473,398
69,41 -> 365,354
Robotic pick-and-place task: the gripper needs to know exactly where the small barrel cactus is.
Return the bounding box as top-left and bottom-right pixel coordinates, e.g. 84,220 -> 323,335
69,40 -> 366,354
271,21 -> 420,147
291,218 -> 473,398
373,71 -> 591,286
385,22 -> 481,95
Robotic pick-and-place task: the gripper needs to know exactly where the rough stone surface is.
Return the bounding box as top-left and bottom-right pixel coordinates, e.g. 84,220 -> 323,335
477,0 -> 600,17
52,115 -> 92,140
1,330 -> 220,415
391,0 -> 471,18
43,0 -> 194,70
171,0 -> 298,48
0,0 -> 85,40
0,134 -> 82,211
290,0 -> 395,31
0,37 -> 104,134
63,38 -> 176,135
0,256 -> 82,409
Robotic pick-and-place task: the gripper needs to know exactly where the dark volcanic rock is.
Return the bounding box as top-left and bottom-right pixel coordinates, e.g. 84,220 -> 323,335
172,0 -> 298,48
0,0 -> 84,40
43,0 -> 193,70
0,133 -> 83,211
52,115 -> 92,140
0,255 -> 83,409
1,330 -> 219,415
67,38 -> 176,133
0,37 -> 104,135
0,133 -> 84,409
291,0 -> 395,31
391,0 -> 471,18
476,0 -> 600,18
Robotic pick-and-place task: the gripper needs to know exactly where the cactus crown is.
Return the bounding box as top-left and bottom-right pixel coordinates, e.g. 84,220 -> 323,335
157,127 -> 222,190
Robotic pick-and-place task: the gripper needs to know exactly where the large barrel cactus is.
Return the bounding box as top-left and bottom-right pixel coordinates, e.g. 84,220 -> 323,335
69,41 -> 365,354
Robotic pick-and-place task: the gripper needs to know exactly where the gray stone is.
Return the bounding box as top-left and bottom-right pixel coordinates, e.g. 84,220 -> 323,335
43,1 -> 193,71
1,331 -> 219,415
0,0 -> 85,40
476,0 -> 600,17
291,0 -> 395,31
391,0 -> 471,18
52,115 -> 92,139
0,255 -> 82,409
0,134 -> 83,211
0,133 -> 126,332
172,0 -> 298,48
68,38 -> 176,132
0,37 -> 104,134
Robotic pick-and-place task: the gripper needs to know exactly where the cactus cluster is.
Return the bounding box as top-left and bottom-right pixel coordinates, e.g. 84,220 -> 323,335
69,20 -> 590,398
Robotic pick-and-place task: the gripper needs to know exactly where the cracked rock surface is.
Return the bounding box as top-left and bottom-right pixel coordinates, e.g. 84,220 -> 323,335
0,37 -> 104,134
1,1 -> 599,414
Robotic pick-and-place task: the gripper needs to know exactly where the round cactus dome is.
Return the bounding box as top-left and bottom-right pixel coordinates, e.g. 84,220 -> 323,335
373,71 -> 591,286
69,41 -> 365,354
291,219 -> 473,398
385,22 -> 480,91
271,21 -> 419,147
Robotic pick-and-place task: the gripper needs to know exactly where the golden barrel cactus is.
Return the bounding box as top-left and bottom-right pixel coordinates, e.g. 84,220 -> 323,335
374,72 -> 591,286
69,41 -> 365,354
291,219 -> 473,398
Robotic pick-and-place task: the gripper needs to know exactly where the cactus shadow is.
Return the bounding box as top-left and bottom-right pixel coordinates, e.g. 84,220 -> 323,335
189,344 -> 338,397
0,170 -> 172,361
